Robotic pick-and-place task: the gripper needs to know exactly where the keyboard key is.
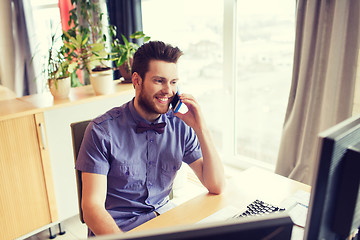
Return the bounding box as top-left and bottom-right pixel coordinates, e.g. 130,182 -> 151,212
232,199 -> 285,219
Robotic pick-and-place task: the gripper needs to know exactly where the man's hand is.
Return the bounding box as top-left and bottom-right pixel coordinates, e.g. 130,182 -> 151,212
173,93 -> 206,132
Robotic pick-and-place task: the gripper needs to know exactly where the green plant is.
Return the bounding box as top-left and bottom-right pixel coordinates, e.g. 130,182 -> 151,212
47,46 -> 70,79
63,30 -> 110,74
64,0 -> 112,75
45,28 -> 77,89
64,0 -> 149,82
110,28 -> 150,75
68,0 -> 104,45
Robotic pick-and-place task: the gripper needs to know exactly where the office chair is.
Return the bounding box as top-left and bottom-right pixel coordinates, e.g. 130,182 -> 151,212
70,120 -> 91,224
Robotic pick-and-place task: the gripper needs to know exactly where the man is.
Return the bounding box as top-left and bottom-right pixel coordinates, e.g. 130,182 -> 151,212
75,41 -> 225,236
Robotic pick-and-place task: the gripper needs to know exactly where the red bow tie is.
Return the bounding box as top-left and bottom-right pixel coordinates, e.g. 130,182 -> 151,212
135,122 -> 166,134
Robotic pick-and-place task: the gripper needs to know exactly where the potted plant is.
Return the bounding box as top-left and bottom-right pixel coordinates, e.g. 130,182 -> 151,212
110,28 -> 150,83
63,29 -> 115,95
46,33 -> 77,100
64,0 -> 115,95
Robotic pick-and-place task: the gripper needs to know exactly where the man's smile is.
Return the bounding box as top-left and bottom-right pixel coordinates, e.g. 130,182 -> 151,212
156,96 -> 172,104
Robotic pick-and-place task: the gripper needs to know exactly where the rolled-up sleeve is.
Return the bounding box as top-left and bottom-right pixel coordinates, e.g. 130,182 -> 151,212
182,127 -> 202,165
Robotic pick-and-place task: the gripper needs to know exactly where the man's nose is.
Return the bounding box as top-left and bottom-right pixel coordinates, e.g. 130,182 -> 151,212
162,82 -> 173,94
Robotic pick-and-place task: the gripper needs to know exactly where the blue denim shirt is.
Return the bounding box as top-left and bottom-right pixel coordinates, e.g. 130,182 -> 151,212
75,99 -> 202,232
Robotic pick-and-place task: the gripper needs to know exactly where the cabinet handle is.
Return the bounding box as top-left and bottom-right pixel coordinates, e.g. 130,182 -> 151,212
39,122 -> 47,150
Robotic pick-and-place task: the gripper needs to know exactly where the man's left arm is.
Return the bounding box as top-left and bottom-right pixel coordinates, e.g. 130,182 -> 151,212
175,94 -> 226,194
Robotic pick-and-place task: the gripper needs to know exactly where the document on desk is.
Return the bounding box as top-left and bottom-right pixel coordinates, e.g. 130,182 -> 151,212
197,205 -> 242,224
280,190 -> 310,228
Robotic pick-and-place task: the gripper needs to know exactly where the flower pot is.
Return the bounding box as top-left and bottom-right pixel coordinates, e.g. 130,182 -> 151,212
48,77 -> 71,99
118,59 -> 133,83
90,69 -> 114,95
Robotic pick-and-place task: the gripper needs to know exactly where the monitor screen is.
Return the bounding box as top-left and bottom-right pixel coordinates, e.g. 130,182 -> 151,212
304,114 -> 360,240
93,212 -> 293,240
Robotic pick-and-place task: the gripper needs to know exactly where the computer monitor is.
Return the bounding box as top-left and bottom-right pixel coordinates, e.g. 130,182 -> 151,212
93,212 -> 293,240
304,114 -> 360,240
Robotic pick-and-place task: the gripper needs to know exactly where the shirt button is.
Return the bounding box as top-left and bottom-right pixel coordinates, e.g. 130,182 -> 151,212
148,182 -> 153,186
149,138 -> 154,143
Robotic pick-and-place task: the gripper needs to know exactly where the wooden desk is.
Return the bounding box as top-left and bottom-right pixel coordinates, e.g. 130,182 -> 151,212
132,167 -> 310,232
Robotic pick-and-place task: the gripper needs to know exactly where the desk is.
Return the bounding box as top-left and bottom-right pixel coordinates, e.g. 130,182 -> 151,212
132,167 -> 310,235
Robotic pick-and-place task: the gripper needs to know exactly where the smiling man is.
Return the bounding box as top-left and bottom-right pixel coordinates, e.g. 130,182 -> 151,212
75,41 -> 225,236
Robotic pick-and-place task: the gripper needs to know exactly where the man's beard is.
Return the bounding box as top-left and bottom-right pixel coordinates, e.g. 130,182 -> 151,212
138,85 -> 169,115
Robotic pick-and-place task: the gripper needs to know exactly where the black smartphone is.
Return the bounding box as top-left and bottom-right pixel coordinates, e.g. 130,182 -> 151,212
171,91 -> 182,113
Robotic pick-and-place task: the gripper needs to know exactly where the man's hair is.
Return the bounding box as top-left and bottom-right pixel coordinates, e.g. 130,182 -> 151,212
132,41 -> 183,80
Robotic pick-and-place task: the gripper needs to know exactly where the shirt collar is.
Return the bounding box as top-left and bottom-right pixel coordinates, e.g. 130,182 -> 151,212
129,98 -> 169,124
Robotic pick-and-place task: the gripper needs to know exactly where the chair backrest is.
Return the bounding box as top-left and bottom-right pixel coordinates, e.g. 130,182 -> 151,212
70,120 -> 91,224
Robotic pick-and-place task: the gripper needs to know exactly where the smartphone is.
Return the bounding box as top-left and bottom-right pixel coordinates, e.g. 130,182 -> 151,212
171,90 -> 182,113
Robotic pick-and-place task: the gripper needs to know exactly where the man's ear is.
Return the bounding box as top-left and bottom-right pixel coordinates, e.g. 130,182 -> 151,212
132,72 -> 142,87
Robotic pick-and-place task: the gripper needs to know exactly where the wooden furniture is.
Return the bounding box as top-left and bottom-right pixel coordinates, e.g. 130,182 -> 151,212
0,82 -> 134,239
131,167 -> 310,234
0,113 -> 57,240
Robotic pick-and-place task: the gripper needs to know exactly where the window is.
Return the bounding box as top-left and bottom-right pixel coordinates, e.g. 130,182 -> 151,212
142,0 -> 295,170
235,0 -> 295,168
29,0 -> 295,170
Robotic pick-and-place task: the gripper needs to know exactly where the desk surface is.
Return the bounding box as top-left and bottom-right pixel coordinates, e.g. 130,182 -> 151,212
132,167 -> 310,232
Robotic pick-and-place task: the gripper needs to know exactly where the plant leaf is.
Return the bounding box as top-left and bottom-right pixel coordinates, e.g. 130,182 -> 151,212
68,62 -> 77,73
121,34 -> 130,47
